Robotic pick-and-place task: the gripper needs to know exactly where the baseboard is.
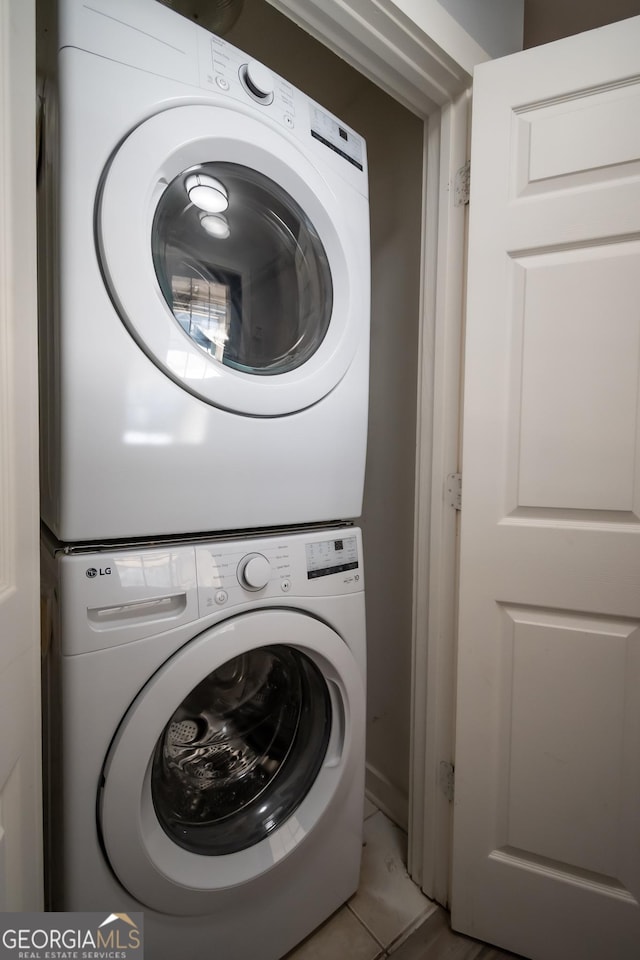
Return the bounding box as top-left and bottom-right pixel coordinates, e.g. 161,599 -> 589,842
365,761 -> 408,833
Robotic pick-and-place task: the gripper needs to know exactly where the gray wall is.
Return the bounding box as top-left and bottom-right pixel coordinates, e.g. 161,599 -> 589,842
226,0 -> 424,826
524,0 -> 640,46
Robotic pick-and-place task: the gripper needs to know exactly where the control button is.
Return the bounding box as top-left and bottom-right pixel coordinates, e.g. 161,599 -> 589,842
215,590 -> 228,605
237,553 -> 271,591
281,578 -> 291,592
215,76 -> 230,91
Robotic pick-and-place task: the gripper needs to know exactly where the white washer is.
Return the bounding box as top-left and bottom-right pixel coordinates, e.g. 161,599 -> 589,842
42,526 -> 366,960
38,0 -> 370,542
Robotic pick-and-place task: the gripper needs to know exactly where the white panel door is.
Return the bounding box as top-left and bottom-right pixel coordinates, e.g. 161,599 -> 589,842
453,16 -> 640,960
0,0 -> 43,909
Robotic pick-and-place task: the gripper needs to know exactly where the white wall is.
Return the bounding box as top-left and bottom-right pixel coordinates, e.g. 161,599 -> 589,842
227,0 -> 424,827
436,0 -> 524,57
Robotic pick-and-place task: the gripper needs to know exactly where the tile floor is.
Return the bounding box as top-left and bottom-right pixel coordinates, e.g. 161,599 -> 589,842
283,799 -> 438,960
388,908 -> 522,960
283,800 -> 521,960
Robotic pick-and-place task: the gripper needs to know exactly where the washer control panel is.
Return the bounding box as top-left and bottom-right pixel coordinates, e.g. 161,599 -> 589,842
196,528 -> 363,611
53,528 -> 362,651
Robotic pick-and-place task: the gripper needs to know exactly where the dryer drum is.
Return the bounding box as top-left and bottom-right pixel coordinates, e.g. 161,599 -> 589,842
151,645 -> 332,856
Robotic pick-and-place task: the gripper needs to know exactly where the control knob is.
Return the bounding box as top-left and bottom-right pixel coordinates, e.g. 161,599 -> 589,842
243,60 -> 275,101
237,553 -> 271,591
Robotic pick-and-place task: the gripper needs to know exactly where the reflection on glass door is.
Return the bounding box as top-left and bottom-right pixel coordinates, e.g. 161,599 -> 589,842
171,274 -> 236,364
152,162 -> 333,376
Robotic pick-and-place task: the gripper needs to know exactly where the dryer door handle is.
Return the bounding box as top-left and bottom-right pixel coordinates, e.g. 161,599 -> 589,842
324,679 -> 346,768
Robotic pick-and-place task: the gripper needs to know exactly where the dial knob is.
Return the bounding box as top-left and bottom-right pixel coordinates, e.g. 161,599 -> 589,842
244,59 -> 275,100
237,553 -> 271,591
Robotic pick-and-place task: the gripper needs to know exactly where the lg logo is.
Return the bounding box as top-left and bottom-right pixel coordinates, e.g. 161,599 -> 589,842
86,566 -> 112,578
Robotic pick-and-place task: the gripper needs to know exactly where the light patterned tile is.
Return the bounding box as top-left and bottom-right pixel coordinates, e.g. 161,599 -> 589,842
390,907 -> 480,959
389,906 -> 525,960
282,906 -> 384,960
348,810 -> 438,949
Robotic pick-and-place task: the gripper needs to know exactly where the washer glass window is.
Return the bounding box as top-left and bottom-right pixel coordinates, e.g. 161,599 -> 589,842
151,162 -> 334,376
151,644 -> 332,855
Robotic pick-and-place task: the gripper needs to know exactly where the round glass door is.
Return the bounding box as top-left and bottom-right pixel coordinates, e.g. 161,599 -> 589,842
99,609 -> 365,913
98,104 -> 364,416
152,162 -> 333,376
151,645 -> 331,856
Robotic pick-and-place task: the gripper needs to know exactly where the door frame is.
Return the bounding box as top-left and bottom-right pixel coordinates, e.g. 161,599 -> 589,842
0,0 -> 43,909
266,0 -> 471,903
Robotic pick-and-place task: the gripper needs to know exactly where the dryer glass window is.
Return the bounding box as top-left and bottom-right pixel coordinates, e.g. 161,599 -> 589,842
151,645 -> 331,855
152,163 -> 333,375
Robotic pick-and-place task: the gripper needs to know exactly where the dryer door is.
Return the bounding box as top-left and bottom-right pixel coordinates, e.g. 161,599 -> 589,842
97,104 -> 368,416
99,608 -> 365,915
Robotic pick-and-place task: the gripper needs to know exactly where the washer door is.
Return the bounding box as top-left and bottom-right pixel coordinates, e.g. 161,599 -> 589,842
99,609 -> 365,915
98,104 -> 364,416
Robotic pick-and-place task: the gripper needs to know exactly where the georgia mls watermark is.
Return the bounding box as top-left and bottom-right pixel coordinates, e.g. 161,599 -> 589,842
0,913 -> 143,960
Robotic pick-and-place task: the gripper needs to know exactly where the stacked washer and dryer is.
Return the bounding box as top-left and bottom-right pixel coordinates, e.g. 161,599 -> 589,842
38,1 -> 370,958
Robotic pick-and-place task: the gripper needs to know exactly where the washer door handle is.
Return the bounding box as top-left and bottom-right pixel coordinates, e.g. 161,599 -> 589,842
324,679 -> 346,768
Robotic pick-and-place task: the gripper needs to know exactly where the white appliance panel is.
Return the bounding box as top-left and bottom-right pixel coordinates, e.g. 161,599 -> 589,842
42,526 -> 366,959
39,0 -> 370,541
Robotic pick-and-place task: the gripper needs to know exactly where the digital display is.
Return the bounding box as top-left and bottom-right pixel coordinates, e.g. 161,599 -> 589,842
305,536 -> 359,579
310,107 -> 364,171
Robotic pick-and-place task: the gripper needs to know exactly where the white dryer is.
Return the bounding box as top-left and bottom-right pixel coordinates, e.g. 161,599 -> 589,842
38,0 -> 370,542
42,526 -> 366,960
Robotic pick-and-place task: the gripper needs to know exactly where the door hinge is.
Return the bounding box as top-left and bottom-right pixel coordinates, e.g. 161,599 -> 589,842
446,473 -> 462,510
454,161 -> 470,206
439,760 -> 455,802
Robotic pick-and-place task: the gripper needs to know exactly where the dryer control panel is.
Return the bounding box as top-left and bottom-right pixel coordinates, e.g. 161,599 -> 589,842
196,30 -> 367,188
195,527 -> 363,613
59,0 -> 367,187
